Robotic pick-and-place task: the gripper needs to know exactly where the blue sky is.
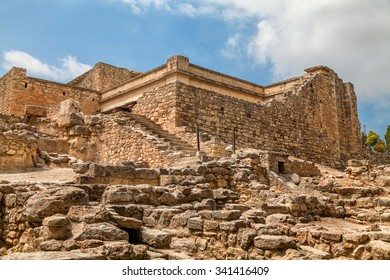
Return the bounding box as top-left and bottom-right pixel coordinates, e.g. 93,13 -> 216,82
1,0 -> 389,137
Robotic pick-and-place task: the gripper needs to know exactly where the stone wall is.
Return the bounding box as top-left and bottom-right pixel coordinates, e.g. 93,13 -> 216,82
2,156 -> 390,260
169,68 -> 361,168
90,114 -> 177,167
0,67 -> 101,116
363,148 -> 390,165
68,62 -> 141,92
0,115 -> 38,171
132,83 -> 178,131
255,151 -> 321,177
100,57 -> 362,168
78,164 -> 161,185
0,69 -> 14,114
92,116 -> 161,167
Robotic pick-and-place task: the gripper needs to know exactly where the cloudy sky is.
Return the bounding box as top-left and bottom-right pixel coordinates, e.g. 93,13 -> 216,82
1,0 -> 389,136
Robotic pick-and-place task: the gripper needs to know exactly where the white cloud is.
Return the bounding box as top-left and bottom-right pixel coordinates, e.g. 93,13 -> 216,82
176,3 -> 198,17
2,50 -> 92,82
120,0 -> 390,106
119,0 -> 218,17
119,0 -> 173,14
221,33 -> 244,59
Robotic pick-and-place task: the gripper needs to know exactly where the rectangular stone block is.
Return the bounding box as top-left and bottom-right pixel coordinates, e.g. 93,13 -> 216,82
187,217 -> 203,231
254,235 -> 296,250
212,210 -> 242,221
24,105 -> 47,117
140,228 -> 172,248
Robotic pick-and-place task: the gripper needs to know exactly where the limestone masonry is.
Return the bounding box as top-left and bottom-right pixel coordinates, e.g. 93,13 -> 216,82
0,55 -> 365,169
1,55 -> 390,260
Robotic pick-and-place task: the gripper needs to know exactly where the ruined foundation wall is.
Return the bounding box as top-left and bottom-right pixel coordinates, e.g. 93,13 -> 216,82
93,117 -> 165,167
0,114 -> 38,171
90,114 -> 184,168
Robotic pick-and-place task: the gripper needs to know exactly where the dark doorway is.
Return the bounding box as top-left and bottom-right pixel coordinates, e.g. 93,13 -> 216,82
119,228 -> 142,244
278,162 -> 285,174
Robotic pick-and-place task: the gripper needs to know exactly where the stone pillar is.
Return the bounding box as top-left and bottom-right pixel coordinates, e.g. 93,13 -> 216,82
167,55 -> 189,71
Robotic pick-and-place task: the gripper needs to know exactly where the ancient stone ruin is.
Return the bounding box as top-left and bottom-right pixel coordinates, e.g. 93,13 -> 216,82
1,55 -> 390,260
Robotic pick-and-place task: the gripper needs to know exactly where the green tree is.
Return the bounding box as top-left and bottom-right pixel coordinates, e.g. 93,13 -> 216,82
385,125 -> 390,151
374,139 -> 386,153
366,130 -> 380,147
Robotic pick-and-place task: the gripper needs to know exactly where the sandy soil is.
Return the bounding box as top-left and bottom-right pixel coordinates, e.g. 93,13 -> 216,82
0,168 -> 75,184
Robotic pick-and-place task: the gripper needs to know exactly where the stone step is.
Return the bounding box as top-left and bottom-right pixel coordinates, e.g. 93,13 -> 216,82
127,114 -> 198,162
170,156 -> 200,168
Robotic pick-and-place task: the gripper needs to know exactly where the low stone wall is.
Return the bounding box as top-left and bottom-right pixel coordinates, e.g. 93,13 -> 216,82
78,164 -> 161,185
363,148 -> 390,166
91,115 -> 167,167
2,155 -> 390,260
0,115 -> 38,171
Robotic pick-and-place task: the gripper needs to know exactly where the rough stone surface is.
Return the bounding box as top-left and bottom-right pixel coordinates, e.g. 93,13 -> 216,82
139,228 -> 172,248
0,58 -> 390,261
67,205 -> 111,224
72,222 -> 129,241
371,240 -> 390,260
24,187 -> 89,222
254,235 -> 296,250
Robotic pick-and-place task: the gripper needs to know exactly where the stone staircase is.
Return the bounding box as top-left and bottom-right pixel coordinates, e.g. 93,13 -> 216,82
127,114 -> 199,167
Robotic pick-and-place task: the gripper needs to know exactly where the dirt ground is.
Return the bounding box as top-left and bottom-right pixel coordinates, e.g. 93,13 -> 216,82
0,168 -> 75,184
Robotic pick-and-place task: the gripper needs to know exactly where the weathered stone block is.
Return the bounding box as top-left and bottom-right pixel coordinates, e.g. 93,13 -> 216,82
212,210 -> 241,221
263,203 -> 290,215
378,197 -> 390,207
103,242 -> 142,260
343,233 -> 369,244
69,125 -> 90,136
203,220 -> 219,232
187,217 -> 203,231
194,199 -> 217,211
371,240 -> 390,260
42,214 -> 70,228
158,192 -> 179,206
238,228 -> 257,250
254,235 -> 296,250
213,188 -> 238,200
25,105 -> 47,117
219,220 -> 250,232
170,239 -> 197,256
57,112 -> 84,127
73,222 -> 129,241
380,213 -> 390,222
24,187 -> 89,222
6,149 -> 17,155
40,240 -> 63,251
300,245 -> 331,259
41,226 -> 71,240
291,173 -> 301,184
170,211 -> 197,228
67,205 -> 111,224
321,231 -> 342,242
102,186 -> 135,204
59,99 -> 80,115
139,228 -> 172,248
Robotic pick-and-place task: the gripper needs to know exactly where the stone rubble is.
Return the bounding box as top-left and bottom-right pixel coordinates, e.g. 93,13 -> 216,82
1,155 -> 390,260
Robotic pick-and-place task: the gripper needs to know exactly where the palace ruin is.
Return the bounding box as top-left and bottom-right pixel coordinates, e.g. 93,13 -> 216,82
1,55 -> 390,260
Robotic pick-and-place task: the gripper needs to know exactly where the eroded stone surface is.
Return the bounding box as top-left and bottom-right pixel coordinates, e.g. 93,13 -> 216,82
24,187 -> 88,222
